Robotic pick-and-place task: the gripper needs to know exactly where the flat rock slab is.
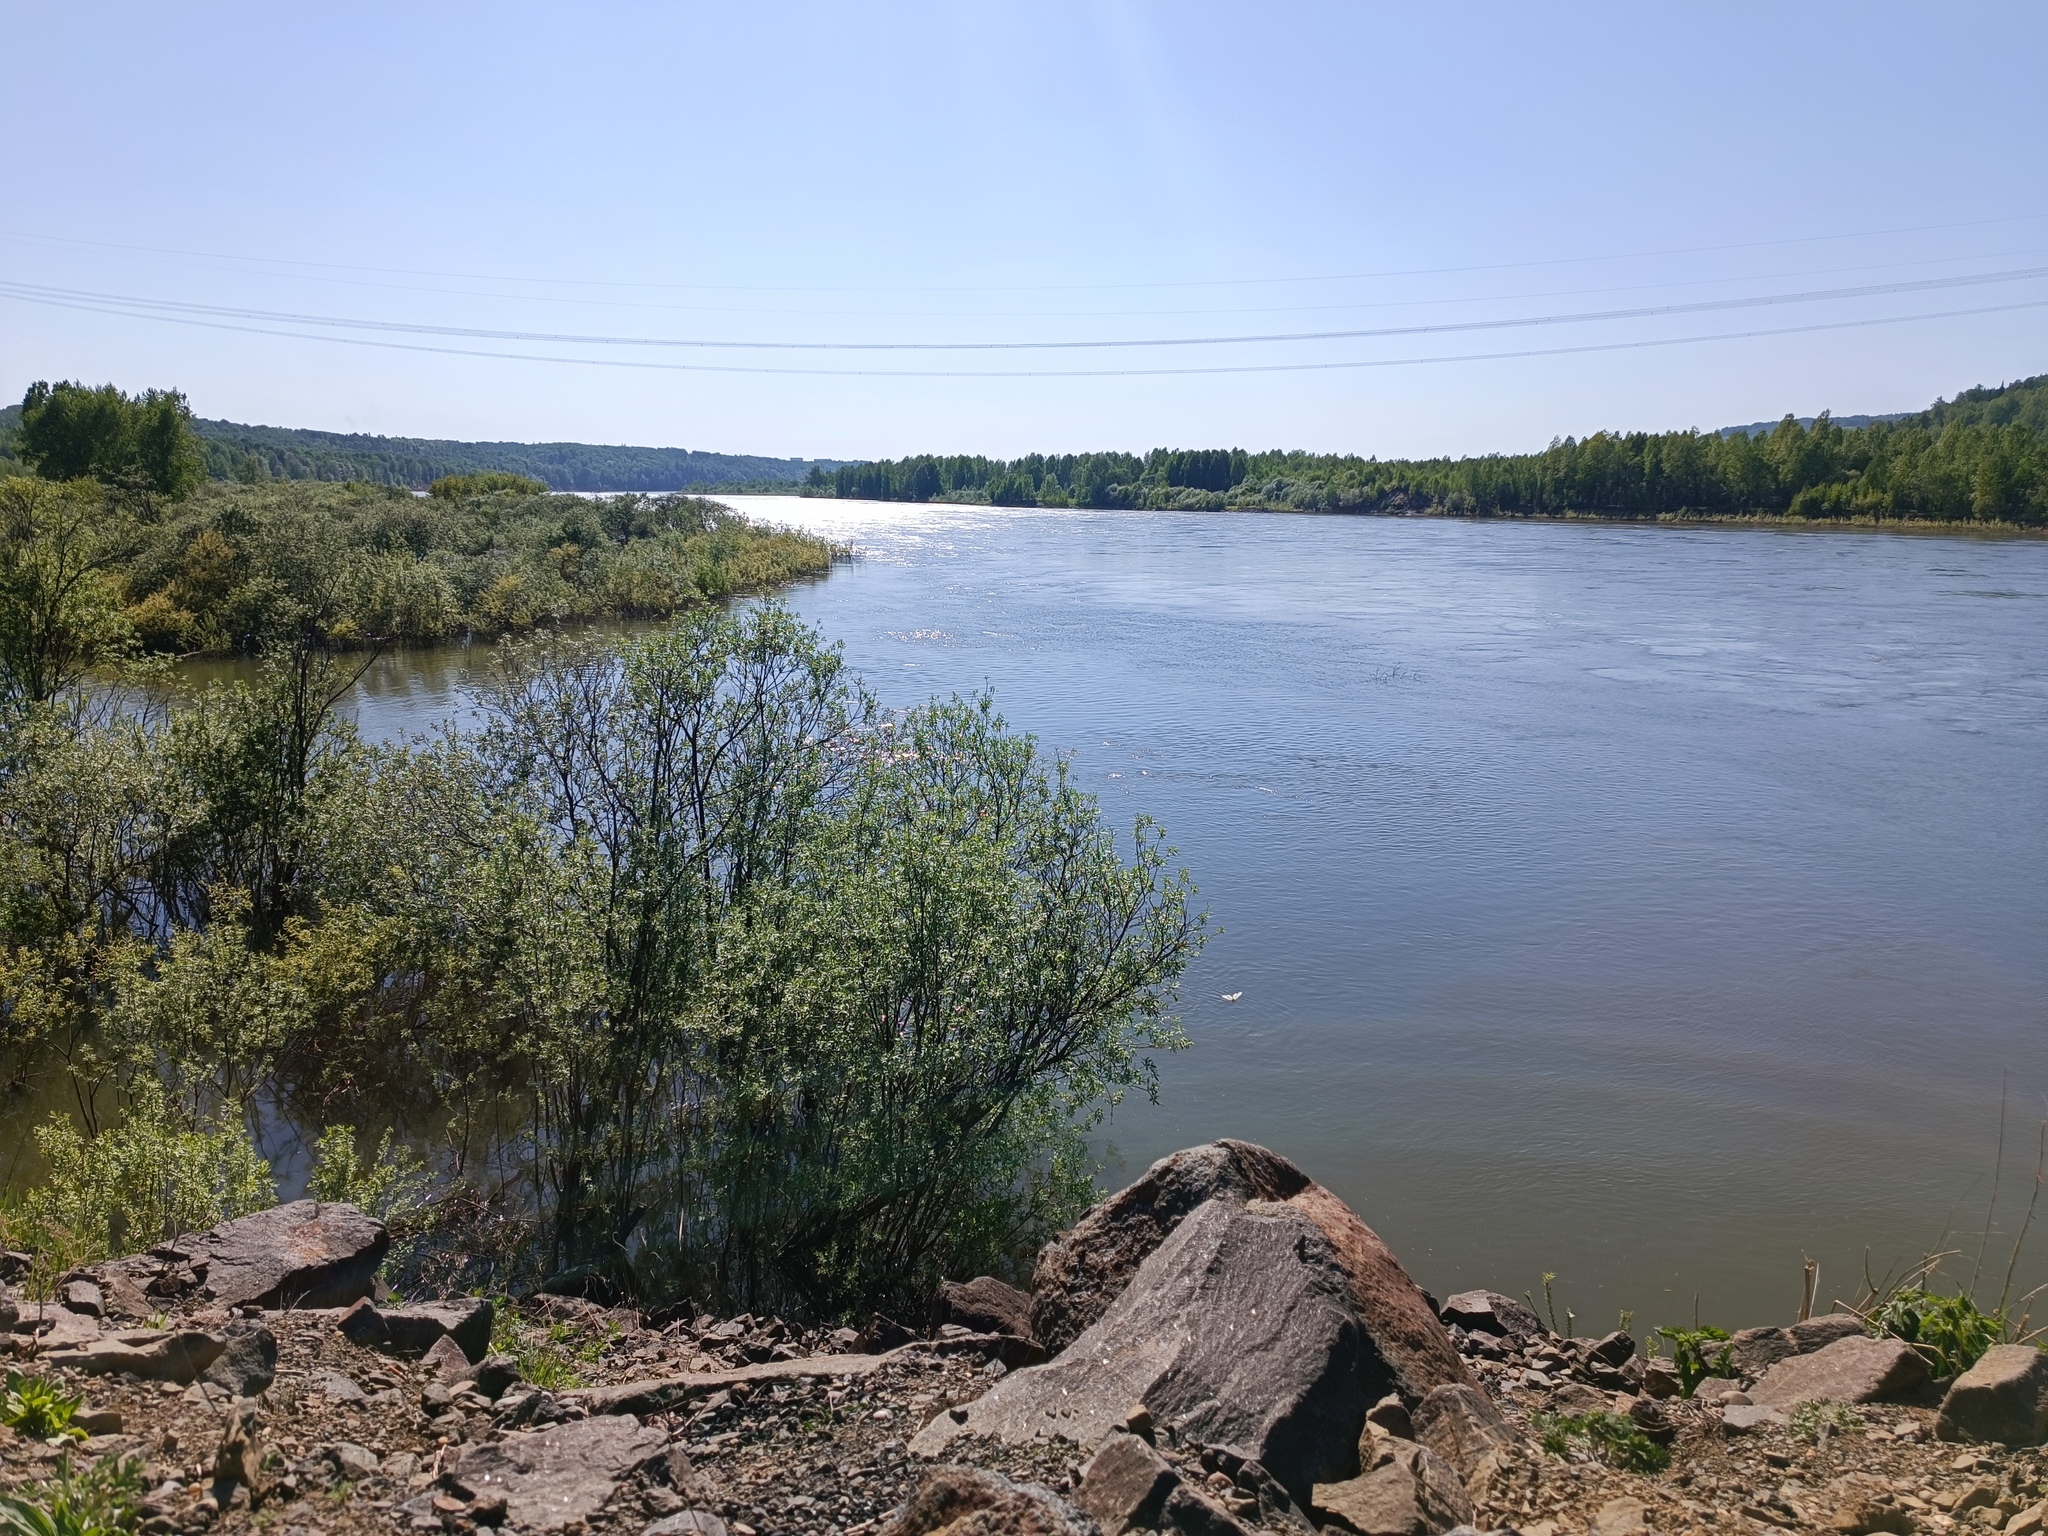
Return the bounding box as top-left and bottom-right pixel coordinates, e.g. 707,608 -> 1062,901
177,1200 -> 388,1309
1937,1344 -> 2048,1445
74,1330 -> 225,1384
450,1413 -> 668,1533
18,1307 -> 103,1349
572,1347 -> 899,1416
1721,1403 -> 1791,1434
1751,1335 -> 1929,1409
915,1197 -> 1378,1507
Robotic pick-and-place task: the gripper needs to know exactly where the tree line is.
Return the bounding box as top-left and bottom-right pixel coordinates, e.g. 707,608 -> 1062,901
1,396 -> 841,492
810,374 -> 2048,527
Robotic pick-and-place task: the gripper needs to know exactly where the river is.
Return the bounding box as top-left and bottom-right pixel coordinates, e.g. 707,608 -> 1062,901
284,497 -> 2048,1333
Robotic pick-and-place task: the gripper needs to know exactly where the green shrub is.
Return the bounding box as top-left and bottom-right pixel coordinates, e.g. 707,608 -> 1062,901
1865,1288 -> 2002,1378
0,1452 -> 145,1536
21,1076 -> 274,1262
1532,1410 -> 1670,1473
309,1125 -> 431,1223
0,1371 -> 86,1439
1654,1325 -> 1733,1396
428,472 -> 549,499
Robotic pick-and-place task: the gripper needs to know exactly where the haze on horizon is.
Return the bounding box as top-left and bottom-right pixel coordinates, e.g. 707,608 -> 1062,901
4,2 -> 2044,463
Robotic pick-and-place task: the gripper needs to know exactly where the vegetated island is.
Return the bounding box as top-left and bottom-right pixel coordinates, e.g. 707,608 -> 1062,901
0,398 -> 844,492
0,380 -> 838,656
809,372 -> 2048,528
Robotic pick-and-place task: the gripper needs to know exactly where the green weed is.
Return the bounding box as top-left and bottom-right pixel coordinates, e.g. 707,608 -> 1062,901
0,1371 -> 86,1440
1789,1400 -> 1863,1441
1864,1288 -> 2002,1378
1531,1411 -> 1670,1473
1654,1326 -> 1733,1397
0,1452 -> 146,1536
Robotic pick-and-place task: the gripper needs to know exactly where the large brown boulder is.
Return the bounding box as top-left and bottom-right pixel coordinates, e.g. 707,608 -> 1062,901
1936,1345 -> 2048,1445
915,1188 -> 1466,1509
83,1201 -> 388,1313
185,1200 -> 388,1309
1031,1140 -> 1310,1353
1029,1142 -> 1468,1410
933,1277 -> 1036,1342
1750,1335 -> 1930,1409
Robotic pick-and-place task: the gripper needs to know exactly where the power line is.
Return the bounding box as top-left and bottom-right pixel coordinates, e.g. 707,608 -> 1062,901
5,284 -> 2040,380
3,266 -> 2043,353
4,212 -> 2046,295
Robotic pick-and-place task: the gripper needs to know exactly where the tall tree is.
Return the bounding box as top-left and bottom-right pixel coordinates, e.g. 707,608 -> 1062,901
17,381 -> 206,500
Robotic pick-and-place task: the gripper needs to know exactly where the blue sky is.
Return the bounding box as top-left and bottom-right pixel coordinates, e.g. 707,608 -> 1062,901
4,3 -> 2044,460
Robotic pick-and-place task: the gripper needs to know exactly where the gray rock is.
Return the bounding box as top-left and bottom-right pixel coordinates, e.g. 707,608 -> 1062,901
882,1466 -> 1098,1536
75,1329 -> 225,1384
916,1197 -> 1394,1507
1725,1327 -> 1797,1378
447,1414 -> 669,1534
62,1279 -> 104,1317
388,1298 -> 493,1362
644,1516 -> 728,1536
1750,1335 -> 1930,1409
1410,1385 -> 1515,1482
1693,1376 -> 1741,1402
338,1296 -> 493,1363
315,1369 -> 368,1404
1312,1440 -> 1472,1536
1721,1403 -> 1790,1434
1544,1382 -> 1610,1418
1788,1314 -> 1868,1353
1586,1331 -> 1635,1368
1936,1344 -> 2048,1445
165,1200 -> 388,1310
0,1292 -> 15,1332
1076,1434 -> 1184,1535
1030,1139 -> 1311,1353
201,1321 -> 278,1397
933,1277 -> 1036,1342
1437,1293 -> 1544,1343
325,1442 -> 381,1478
423,1333 -> 476,1380
472,1353 -> 521,1400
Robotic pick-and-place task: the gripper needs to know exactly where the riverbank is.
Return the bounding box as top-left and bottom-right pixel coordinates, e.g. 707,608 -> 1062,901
5,1142 -> 2040,1536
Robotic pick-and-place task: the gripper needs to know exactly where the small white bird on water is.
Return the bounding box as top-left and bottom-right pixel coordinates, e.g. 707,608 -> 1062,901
1221,992 -> 1242,1002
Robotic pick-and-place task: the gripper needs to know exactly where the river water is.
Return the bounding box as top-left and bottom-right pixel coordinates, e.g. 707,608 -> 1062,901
323,497 -> 2048,1334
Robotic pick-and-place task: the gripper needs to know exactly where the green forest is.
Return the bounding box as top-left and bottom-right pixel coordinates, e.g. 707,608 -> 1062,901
0,380 -> 1198,1320
1,381 -> 838,658
811,373 -> 2048,527
0,402 -> 837,492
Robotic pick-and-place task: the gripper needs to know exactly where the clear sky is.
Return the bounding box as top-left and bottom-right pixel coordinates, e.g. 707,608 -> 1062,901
4,2 -> 2044,461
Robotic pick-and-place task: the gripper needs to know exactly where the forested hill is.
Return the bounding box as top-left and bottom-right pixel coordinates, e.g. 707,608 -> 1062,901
0,405 -> 840,491
191,418 -> 844,490
812,372 -> 2048,528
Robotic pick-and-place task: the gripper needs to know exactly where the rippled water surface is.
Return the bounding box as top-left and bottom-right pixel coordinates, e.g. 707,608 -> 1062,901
338,498 -> 2048,1330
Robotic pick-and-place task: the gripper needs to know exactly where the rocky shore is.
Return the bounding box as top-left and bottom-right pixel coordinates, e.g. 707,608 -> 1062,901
6,1142 -> 2047,1536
